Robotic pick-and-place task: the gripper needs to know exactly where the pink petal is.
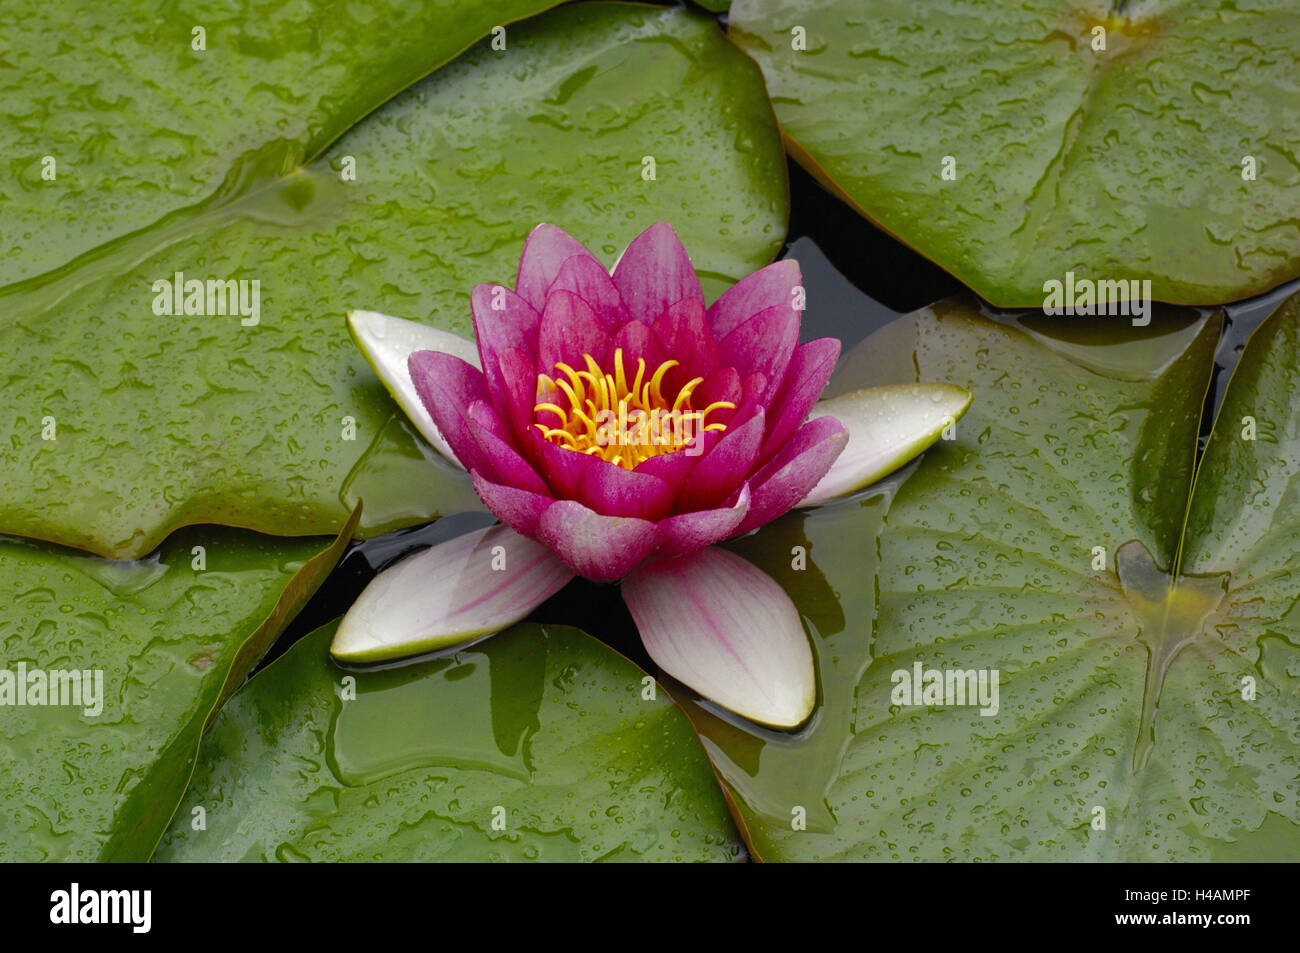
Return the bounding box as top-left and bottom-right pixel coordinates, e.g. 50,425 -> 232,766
471,282 -> 541,377
575,457 -> 673,521
470,470 -> 556,537
611,222 -> 703,326
522,427 -> 594,498
712,370 -> 768,443
758,337 -> 841,466
632,447 -> 700,497
408,350 -> 494,473
492,346 -> 539,437
464,398 -> 512,442
655,483 -> 751,558
537,500 -> 660,582
652,297 -> 719,391
466,401 -> 551,496
612,320 -> 666,379
736,371 -> 771,419
692,366 -> 743,430
706,258 -> 801,341
515,223 -> 601,312
549,254 -> 630,329
719,303 -> 799,404
623,546 -> 815,728
736,415 -> 848,535
694,365 -> 742,406
673,408 -> 765,512
331,524 -> 574,662
538,290 -> 612,374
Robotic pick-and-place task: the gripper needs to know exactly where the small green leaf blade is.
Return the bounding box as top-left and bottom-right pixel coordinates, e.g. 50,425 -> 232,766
1170,289 -> 1300,856
1184,291 -> 1300,578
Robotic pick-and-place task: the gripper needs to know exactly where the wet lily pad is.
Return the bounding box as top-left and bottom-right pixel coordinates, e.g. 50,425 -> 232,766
0,2 -> 787,559
729,0 -> 1300,306
156,621 -> 744,862
0,510 -> 356,861
0,0 -> 564,286
676,291 -> 1300,860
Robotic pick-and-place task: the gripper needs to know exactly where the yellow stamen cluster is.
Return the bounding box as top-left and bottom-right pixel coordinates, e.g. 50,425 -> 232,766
533,348 -> 735,469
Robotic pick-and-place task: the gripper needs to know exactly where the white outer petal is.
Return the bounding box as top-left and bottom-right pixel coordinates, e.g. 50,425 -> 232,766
623,547 -> 815,729
798,383 -> 973,506
331,525 -> 574,663
347,309 -> 480,467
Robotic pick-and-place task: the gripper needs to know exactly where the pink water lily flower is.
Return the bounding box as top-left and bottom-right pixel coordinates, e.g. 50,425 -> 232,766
336,223 -> 970,727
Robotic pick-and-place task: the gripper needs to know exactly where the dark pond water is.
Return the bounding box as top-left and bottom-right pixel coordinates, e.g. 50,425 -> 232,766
262,159 -> 1300,677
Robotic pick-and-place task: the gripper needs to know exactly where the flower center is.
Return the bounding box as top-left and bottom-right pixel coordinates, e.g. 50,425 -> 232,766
532,348 -> 735,469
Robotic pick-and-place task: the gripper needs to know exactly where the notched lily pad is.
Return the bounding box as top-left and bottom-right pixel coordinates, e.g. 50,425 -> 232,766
0,2 -> 788,558
156,621 -> 744,862
0,0 -> 565,286
0,509 -> 356,861
678,290 -> 1300,861
730,0 -> 1300,306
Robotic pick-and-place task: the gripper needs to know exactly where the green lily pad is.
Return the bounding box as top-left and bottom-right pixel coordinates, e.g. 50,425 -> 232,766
676,291 -> 1300,860
729,0 -> 1300,306
0,509 -> 356,861
156,620 -> 744,862
0,2 -> 788,559
0,0 -> 563,287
